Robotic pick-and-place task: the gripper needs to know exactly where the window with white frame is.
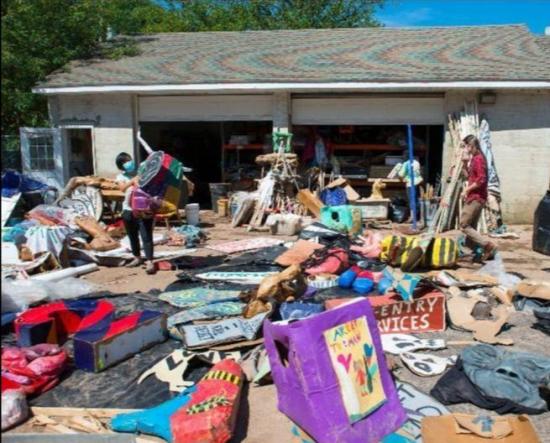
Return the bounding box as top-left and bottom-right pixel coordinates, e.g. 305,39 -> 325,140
29,135 -> 55,170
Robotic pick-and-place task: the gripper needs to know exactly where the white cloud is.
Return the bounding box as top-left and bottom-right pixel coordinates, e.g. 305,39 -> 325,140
378,7 -> 434,27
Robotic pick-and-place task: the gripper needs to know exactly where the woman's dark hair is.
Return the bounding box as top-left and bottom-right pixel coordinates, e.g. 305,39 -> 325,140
463,135 -> 481,151
115,152 -> 132,170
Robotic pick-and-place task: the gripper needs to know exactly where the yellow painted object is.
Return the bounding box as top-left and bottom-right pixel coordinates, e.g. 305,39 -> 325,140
217,198 -> 229,217
380,235 -> 459,269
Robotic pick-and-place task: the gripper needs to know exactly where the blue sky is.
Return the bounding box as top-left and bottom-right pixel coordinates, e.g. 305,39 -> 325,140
375,0 -> 550,34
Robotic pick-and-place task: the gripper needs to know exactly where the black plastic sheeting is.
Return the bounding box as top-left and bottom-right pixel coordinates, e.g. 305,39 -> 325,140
1,241 -> 385,410
533,190 -> 550,256
1,293 -> 182,409
0,246 -> 290,409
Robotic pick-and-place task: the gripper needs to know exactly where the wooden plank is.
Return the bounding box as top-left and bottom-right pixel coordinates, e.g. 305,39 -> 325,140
47,424 -> 79,434
297,189 -> 324,218
31,407 -> 139,418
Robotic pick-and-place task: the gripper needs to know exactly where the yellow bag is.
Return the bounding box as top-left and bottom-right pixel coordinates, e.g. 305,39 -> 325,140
380,235 -> 458,269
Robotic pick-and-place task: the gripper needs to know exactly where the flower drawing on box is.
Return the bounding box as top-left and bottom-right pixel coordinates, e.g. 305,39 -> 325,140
324,317 -> 387,423
363,344 -> 378,394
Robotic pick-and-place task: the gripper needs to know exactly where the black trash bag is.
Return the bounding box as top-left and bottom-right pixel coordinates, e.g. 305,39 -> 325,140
299,222 -> 347,245
533,190 -> 550,256
389,197 -> 410,223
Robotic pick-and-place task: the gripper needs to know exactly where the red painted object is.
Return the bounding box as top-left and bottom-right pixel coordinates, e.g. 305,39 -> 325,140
157,261 -> 174,271
304,248 -> 349,276
170,359 -> 243,443
325,291 -> 446,335
14,300 -> 166,372
14,300 -> 114,347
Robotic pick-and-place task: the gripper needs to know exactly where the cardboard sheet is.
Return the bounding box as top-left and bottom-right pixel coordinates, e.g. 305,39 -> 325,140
446,288 -> 513,345
515,281 -> 550,301
422,414 -> 540,443
275,240 -> 323,266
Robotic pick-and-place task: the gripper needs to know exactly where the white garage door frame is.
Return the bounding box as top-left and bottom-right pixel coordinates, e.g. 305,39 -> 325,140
139,94 -> 273,121
292,96 -> 445,125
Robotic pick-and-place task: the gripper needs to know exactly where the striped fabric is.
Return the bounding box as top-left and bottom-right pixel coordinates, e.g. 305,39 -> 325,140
380,235 -> 458,269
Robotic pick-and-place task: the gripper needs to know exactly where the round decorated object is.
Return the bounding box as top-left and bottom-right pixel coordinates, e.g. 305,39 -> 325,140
71,185 -> 103,220
138,151 -> 164,188
58,197 -> 93,219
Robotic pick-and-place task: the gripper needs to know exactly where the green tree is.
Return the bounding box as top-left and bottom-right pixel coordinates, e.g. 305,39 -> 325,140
1,0 -> 178,134
175,0 -> 383,31
1,0 -> 384,135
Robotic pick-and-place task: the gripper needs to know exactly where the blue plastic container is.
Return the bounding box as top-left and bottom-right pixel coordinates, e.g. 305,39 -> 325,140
352,277 -> 374,295
338,268 -> 358,288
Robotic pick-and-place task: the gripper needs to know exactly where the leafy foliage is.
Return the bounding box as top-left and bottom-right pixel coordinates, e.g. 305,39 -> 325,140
1,0 -> 383,134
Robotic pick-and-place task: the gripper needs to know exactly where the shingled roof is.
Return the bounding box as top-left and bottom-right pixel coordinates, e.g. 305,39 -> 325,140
37,24 -> 550,90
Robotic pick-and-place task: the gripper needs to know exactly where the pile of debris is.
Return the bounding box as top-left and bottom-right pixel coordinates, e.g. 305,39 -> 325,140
2,203 -> 549,442
1,123 -> 549,443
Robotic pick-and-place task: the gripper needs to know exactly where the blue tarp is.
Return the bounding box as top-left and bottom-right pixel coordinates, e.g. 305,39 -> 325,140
1,170 -> 48,198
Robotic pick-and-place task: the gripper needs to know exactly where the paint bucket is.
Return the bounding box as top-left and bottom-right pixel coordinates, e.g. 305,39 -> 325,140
217,198 -> 229,217
185,203 -> 200,226
209,183 -> 231,212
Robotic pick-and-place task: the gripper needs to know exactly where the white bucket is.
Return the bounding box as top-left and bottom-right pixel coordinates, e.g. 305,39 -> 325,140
185,203 -> 200,226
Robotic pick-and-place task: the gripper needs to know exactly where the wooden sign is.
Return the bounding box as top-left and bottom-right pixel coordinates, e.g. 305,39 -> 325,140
182,312 -> 268,348
195,271 -> 276,284
374,293 -> 446,334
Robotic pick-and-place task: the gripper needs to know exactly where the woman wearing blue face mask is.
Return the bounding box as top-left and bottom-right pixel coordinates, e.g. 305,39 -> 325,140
115,152 -> 156,274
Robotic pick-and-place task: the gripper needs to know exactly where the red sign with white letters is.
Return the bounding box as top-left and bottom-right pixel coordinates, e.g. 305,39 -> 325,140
373,292 -> 446,334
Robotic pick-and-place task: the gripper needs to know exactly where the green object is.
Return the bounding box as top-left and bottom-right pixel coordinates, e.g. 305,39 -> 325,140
272,131 -> 293,153
321,205 -> 354,232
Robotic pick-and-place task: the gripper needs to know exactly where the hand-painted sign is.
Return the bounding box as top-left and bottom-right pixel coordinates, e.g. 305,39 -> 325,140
138,349 -> 241,392
323,317 -> 386,423
381,333 -> 446,355
395,381 -> 449,442
374,293 -> 445,334
182,312 -> 268,348
195,271 -> 276,284
168,302 -> 245,327
400,352 -> 457,377
159,288 -> 241,309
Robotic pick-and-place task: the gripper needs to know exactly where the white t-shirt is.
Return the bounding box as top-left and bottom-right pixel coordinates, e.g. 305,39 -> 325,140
116,173 -> 133,211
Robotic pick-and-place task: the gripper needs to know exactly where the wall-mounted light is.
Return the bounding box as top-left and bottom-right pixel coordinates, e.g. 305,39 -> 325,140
479,91 -> 497,105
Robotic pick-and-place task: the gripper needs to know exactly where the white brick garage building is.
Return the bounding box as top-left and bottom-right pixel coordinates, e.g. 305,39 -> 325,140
34,25 -> 550,223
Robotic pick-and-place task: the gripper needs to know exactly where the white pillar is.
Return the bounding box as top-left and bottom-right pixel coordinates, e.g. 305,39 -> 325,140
272,91 -> 290,132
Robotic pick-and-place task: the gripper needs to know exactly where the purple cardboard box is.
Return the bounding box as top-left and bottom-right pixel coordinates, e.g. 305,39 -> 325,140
264,298 -> 407,443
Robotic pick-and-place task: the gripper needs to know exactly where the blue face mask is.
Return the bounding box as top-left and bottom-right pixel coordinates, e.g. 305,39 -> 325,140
122,160 -> 135,174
